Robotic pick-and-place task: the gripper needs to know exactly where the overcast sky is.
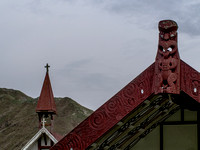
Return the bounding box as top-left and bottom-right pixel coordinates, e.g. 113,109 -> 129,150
1,0 -> 200,110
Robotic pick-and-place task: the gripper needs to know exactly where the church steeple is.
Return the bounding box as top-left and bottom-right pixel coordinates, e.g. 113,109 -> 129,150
36,63 -> 56,130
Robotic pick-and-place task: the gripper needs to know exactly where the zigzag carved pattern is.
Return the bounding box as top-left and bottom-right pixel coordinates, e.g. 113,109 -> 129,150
51,63 -> 155,150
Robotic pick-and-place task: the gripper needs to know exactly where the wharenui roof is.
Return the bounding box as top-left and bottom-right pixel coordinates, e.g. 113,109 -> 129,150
36,64 -> 56,114
51,20 -> 200,150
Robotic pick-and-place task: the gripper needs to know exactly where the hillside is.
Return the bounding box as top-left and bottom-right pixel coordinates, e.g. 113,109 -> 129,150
0,88 -> 93,150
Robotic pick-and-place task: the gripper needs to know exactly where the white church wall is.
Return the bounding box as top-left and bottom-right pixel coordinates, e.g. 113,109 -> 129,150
41,135 -> 51,146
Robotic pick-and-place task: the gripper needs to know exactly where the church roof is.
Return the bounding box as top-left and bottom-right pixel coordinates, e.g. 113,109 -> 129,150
36,64 -> 56,114
50,20 -> 200,150
21,127 -> 58,150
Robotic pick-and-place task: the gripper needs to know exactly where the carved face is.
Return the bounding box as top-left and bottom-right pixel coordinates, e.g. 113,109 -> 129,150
158,38 -> 177,58
160,31 -> 177,41
158,20 -> 178,58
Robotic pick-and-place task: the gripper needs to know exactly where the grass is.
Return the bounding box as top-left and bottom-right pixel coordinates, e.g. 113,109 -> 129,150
0,88 -> 93,150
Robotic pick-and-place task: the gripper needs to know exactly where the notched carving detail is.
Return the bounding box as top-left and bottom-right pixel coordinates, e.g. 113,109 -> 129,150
154,20 -> 180,94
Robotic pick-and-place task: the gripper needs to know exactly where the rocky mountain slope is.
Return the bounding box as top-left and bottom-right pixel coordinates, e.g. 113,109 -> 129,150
0,88 -> 93,150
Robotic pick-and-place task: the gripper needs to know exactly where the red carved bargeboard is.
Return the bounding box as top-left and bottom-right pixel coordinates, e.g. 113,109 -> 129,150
180,60 -> 200,103
51,20 -> 200,150
51,63 -> 155,150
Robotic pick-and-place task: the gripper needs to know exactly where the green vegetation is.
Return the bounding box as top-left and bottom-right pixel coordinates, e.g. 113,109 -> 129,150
0,88 -> 93,150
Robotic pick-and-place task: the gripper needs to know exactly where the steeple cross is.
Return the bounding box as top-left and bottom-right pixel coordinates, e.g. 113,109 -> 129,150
41,117 -> 46,128
45,63 -> 50,73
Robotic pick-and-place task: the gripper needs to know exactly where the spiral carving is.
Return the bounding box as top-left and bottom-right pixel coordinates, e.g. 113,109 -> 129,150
89,110 -> 107,130
123,83 -> 137,98
105,96 -> 121,114
180,60 -> 200,102
51,63 -> 154,150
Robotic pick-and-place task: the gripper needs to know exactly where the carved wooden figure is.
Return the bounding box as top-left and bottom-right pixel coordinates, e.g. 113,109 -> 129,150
50,20 -> 200,150
154,20 -> 180,94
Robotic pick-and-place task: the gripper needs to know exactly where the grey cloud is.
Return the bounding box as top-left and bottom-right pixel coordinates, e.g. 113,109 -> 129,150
1,0 -> 200,110
58,59 -> 119,90
63,59 -> 92,74
54,59 -> 122,109
88,0 -> 200,36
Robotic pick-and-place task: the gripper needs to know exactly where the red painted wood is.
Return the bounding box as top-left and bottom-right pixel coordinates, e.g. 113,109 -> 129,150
51,63 -> 155,150
180,60 -> 200,103
153,20 -> 180,94
50,20 -> 200,150
36,71 -> 56,114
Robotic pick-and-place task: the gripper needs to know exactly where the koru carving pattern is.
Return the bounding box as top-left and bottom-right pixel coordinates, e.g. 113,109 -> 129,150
180,60 -> 200,103
51,64 -> 154,150
153,20 -> 180,94
51,20 -> 200,150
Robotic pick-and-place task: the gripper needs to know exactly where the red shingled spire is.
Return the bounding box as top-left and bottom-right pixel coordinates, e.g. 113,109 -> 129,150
36,64 -> 56,113
36,64 -> 56,130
